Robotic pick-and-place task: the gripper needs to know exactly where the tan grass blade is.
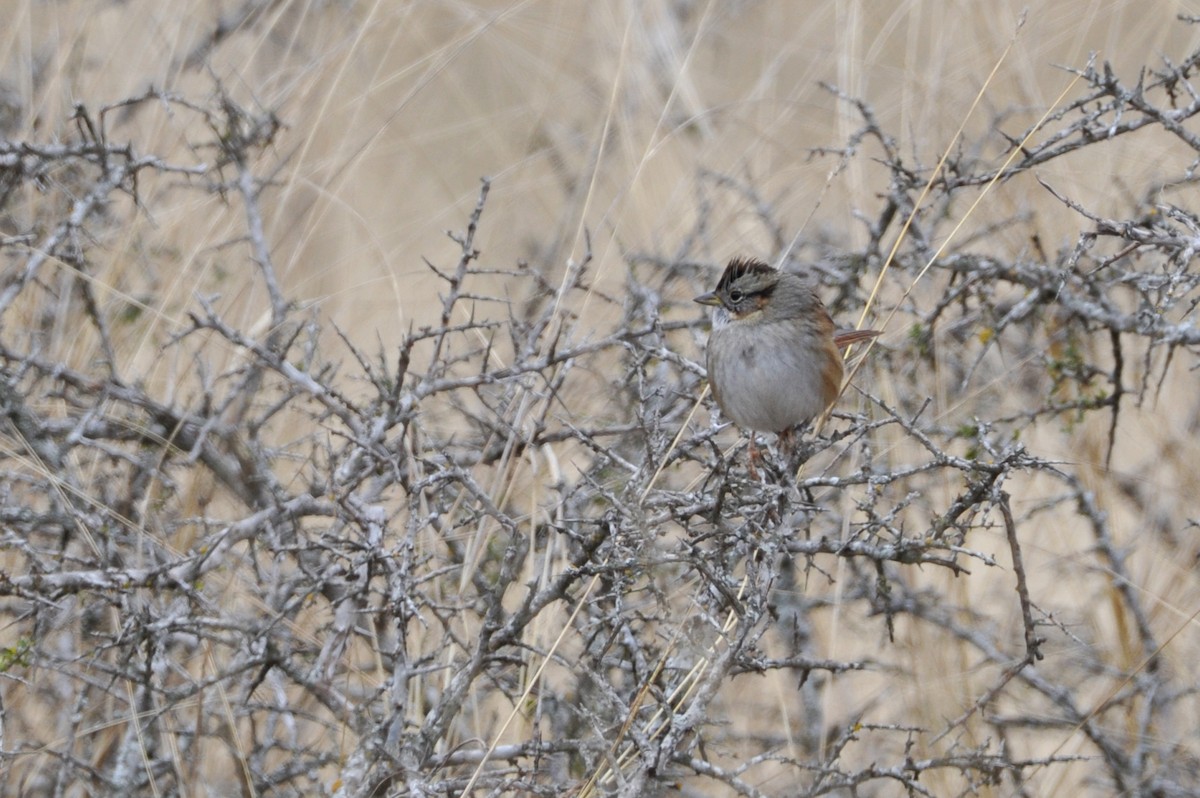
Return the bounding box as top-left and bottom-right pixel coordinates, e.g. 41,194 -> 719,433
461,572 -> 604,795
577,573 -> 749,797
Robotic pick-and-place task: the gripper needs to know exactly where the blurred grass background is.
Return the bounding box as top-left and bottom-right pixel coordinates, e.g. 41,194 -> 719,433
8,1 -> 1195,331
4,1 -> 1200,794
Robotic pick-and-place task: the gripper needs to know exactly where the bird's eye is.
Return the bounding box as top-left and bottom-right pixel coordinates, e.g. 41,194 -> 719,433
728,288 -> 744,303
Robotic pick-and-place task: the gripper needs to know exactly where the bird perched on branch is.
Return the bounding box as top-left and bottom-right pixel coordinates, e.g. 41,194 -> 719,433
695,256 -> 879,451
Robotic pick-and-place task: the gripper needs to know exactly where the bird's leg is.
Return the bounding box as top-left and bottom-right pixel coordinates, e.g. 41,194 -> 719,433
778,427 -> 796,455
747,434 -> 762,480
779,425 -> 821,476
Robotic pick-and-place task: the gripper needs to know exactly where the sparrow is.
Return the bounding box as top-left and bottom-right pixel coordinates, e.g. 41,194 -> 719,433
695,257 -> 879,447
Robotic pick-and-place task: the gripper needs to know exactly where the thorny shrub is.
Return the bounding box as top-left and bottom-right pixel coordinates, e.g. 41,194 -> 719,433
2,29 -> 1200,798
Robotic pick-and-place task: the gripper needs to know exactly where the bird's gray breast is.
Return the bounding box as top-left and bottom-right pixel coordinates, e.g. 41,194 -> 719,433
707,321 -> 826,433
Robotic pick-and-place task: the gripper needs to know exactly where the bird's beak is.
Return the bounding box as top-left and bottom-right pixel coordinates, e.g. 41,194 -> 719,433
693,291 -> 720,306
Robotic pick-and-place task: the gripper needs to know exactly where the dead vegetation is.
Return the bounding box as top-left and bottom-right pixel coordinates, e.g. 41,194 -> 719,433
1,5 -> 1199,797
